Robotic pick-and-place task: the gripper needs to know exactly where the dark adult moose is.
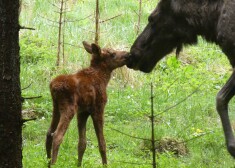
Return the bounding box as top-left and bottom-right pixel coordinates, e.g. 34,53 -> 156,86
127,0 -> 235,158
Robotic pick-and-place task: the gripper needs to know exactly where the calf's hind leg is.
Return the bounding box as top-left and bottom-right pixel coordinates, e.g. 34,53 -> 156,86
216,70 -> 235,157
77,112 -> 89,167
46,101 -> 60,160
51,104 -> 76,164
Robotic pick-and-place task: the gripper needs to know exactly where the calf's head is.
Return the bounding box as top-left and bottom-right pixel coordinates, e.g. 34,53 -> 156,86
83,41 -> 129,70
127,0 -> 197,72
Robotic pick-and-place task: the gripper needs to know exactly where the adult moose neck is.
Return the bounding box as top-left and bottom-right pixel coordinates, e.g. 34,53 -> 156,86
172,0 -> 223,43
127,0 -> 224,72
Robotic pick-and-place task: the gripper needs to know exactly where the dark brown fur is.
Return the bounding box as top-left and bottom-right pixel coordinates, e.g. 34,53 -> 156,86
46,41 -> 128,166
127,0 -> 235,157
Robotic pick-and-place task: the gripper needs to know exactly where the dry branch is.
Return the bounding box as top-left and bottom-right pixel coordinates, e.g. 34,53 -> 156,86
22,118 -> 37,124
115,160 -> 152,166
99,14 -> 122,23
63,42 -> 83,49
39,14 -> 59,23
111,128 -> 151,141
22,96 -> 42,100
155,86 -> 201,117
21,83 -> 32,90
19,26 -> 35,30
65,14 -> 92,23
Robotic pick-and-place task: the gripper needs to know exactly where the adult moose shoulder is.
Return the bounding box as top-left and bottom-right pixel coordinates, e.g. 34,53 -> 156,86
127,0 -> 235,157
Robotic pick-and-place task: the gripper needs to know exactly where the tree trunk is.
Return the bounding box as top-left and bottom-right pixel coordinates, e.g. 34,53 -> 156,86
95,0 -> 100,44
0,0 -> 22,167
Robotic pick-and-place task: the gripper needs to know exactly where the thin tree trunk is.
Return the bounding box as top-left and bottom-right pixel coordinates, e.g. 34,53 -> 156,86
150,83 -> 156,168
136,0 -> 142,35
95,0 -> 100,44
56,0 -> 64,66
62,0 -> 67,66
0,0 -> 22,167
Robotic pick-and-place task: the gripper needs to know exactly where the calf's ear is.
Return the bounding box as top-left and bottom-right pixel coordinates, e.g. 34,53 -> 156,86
91,43 -> 101,57
83,41 -> 92,54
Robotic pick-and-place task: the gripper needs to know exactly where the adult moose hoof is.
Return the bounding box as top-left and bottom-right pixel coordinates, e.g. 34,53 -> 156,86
227,144 -> 235,158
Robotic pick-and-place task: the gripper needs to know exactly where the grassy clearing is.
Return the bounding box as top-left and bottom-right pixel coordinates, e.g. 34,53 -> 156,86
20,0 -> 235,167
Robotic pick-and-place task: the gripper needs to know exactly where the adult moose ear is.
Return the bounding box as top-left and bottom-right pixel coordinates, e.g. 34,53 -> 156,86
91,43 -> 101,57
82,41 -> 92,54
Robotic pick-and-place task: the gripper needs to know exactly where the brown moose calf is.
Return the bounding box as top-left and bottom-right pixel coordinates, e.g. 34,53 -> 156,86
46,41 -> 129,166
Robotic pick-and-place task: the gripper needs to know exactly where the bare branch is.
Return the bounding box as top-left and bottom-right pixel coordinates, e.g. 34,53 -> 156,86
54,10 -> 71,14
39,14 -> 58,23
80,27 -> 106,34
19,26 -> 35,30
47,24 -> 59,28
132,9 -> 139,16
155,84 -> 202,117
65,14 -> 92,23
23,96 -> 42,100
115,160 -> 152,166
48,1 -> 60,9
63,42 -> 84,49
179,131 -> 213,144
111,128 -> 151,141
99,14 -> 122,23
21,83 -> 32,90
22,118 -> 37,124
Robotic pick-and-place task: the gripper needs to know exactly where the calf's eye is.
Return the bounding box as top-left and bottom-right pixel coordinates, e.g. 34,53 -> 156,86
111,53 -> 115,58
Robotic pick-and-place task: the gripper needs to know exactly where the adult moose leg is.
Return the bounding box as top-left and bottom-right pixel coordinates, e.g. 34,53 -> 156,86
91,110 -> 107,165
216,71 -> 235,157
77,112 -> 89,167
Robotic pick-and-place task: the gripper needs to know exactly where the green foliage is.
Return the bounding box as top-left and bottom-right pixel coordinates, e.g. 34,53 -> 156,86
20,34 -> 55,64
20,0 -> 235,167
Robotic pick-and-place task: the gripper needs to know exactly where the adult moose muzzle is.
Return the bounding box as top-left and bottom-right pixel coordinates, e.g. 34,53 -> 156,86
127,0 -> 235,157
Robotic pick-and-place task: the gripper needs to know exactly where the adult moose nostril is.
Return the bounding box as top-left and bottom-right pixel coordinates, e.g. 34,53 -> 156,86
126,54 -> 134,67
124,53 -> 131,59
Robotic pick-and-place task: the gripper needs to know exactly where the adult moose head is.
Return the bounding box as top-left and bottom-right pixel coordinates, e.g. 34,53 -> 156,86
127,0 -> 235,157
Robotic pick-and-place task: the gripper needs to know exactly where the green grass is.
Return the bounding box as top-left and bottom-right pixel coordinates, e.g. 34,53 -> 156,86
20,0 -> 235,167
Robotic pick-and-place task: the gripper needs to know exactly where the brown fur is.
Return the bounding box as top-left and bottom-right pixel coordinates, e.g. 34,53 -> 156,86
46,41 -> 129,166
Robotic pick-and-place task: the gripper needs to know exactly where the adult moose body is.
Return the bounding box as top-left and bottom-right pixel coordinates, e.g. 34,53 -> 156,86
127,0 -> 235,157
